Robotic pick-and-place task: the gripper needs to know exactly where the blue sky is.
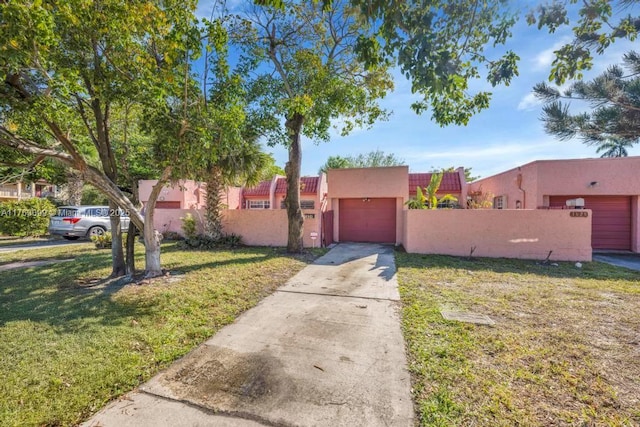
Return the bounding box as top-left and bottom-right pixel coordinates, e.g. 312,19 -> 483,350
196,2 -> 640,180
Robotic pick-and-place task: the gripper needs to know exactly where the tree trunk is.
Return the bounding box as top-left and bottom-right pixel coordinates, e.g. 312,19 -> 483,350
109,200 -> 126,277
125,177 -> 139,277
66,170 -> 83,205
285,113 -> 305,253
142,166 -> 172,278
204,165 -> 224,240
126,220 -> 136,277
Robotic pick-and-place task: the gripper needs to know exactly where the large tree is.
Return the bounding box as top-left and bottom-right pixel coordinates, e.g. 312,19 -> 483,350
318,149 -> 404,173
534,52 -> 640,149
234,0 -> 393,252
0,0 -> 201,278
261,0 -> 522,125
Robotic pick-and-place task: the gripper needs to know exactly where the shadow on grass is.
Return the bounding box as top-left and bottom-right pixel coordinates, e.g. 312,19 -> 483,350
0,251 -> 151,330
165,245 -> 323,273
395,252 -> 640,283
0,243 -> 326,331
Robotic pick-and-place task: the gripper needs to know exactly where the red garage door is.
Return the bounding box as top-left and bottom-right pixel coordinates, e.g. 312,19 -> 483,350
339,198 -> 396,243
550,196 -> 631,250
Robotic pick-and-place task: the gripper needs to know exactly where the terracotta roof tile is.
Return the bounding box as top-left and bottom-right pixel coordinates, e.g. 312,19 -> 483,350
275,176 -> 319,194
409,172 -> 461,194
243,180 -> 271,197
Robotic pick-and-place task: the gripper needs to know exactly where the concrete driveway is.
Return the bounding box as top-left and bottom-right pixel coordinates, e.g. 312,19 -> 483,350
83,243 -> 414,427
593,253 -> 640,272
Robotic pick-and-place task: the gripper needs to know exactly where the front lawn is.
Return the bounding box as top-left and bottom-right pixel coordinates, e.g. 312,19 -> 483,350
396,253 -> 640,426
0,242 -> 318,426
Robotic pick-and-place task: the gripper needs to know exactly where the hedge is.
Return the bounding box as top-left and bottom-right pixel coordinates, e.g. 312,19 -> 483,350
0,198 -> 57,237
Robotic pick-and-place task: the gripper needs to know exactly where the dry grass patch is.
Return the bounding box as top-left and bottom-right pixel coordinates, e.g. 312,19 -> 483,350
396,253 -> 640,426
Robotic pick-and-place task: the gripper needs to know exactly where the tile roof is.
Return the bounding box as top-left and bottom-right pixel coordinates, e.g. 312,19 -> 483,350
409,172 -> 461,194
243,180 -> 271,197
275,176 -> 319,194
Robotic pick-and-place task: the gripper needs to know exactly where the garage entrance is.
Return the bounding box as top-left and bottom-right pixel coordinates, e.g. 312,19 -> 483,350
550,196 -> 631,250
339,198 -> 396,243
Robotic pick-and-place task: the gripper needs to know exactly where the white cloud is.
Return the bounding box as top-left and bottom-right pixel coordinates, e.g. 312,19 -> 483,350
533,37 -> 572,71
517,92 -> 542,111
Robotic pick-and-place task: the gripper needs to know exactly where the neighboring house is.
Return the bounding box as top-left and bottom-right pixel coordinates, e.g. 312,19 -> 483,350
325,167 -> 466,244
140,158 -> 637,258
408,171 -> 466,207
138,180 -> 242,210
243,175 -> 328,216
468,156 -> 640,252
0,180 -> 58,203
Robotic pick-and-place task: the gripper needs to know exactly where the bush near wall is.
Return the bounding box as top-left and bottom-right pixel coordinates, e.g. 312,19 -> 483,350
0,198 -> 57,237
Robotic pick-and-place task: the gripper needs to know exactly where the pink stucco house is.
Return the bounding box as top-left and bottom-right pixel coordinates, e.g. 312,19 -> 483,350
468,156 -> 640,252
140,157 -> 640,260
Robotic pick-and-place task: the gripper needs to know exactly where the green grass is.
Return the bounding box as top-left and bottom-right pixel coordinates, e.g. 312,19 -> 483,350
0,242 -> 321,426
396,253 -> 640,427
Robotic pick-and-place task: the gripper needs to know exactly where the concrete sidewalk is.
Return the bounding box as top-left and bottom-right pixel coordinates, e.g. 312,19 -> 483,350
82,243 -> 414,427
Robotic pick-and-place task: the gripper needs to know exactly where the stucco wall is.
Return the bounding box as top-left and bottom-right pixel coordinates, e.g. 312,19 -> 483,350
153,209 -> 203,235
222,210 -> 320,247
534,157 -> 640,207
404,209 -> 592,261
470,157 -> 640,209
327,166 -> 409,199
468,162 -> 539,209
152,208 -> 321,247
223,187 -> 242,210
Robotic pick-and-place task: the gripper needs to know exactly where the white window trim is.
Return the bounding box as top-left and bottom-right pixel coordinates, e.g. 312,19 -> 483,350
247,199 -> 270,209
493,195 -> 506,210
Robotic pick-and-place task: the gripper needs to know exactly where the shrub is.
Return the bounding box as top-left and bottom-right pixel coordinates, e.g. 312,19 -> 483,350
181,213 -> 197,240
162,231 -> 183,241
179,233 -> 243,250
0,198 -> 57,237
90,232 -> 129,249
90,231 -> 112,249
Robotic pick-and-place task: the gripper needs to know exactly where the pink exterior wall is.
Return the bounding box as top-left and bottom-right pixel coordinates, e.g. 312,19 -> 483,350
328,166 -> 409,244
404,209 -> 592,261
468,157 -> 640,252
153,209 -> 204,235
534,157 -> 640,207
139,180 -> 204,209
223,186 -> 242,210
468,163 -> 539,209
139,180 -> 241,210
470,157 -> 640,209
151,208 -> 321,247
222,210 -> 321,247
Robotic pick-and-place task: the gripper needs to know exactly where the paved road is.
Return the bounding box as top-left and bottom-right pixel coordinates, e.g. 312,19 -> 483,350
83,243 -> 414,427
0,239 -> 84,253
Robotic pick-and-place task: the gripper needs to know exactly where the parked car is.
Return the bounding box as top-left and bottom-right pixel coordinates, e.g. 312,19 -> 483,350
48,206 -> 131,240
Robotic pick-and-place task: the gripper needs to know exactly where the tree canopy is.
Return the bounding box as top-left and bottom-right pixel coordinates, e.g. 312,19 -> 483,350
534,52 -> 640,148
318,150 -> 404,174
234,0 -> 393,252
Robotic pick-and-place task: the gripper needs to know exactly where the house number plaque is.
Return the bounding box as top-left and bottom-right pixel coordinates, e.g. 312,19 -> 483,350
570,211 -> 588,217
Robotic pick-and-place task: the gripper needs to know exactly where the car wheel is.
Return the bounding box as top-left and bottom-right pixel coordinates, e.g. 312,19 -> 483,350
87,226 -> 106,238
63,236 -> 80,241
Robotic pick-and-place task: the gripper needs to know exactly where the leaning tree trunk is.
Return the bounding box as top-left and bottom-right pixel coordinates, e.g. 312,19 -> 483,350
142,166 -> 172,278
285,113 -> 305,253
204,165 -> 224,241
